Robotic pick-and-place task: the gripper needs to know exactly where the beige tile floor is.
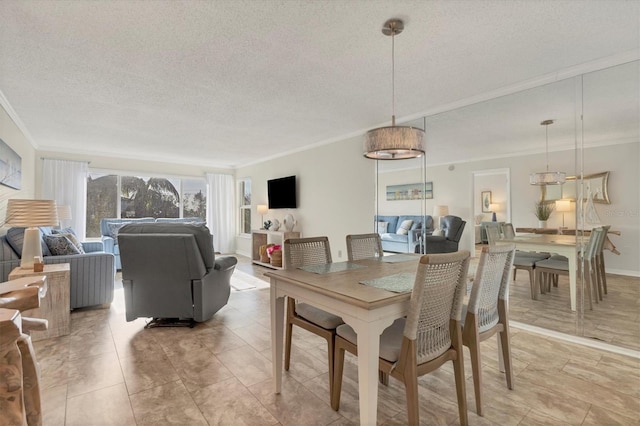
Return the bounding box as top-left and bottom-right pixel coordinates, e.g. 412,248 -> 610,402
36,256 -> 640,425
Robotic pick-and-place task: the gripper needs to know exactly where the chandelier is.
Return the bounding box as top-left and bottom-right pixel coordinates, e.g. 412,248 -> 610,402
364,19 -> 425,160
529,119 -> 566,185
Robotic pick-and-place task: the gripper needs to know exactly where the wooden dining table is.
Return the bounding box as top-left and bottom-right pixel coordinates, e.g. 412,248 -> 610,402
266,254 -> 420,426
500,234 -> 583,311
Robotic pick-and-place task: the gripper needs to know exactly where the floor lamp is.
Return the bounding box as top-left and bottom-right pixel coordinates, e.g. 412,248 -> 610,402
5,199 -> 59,269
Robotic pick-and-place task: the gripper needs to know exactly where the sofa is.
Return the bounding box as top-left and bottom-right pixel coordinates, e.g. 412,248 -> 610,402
0,227 -> 116,309
100,217 -> 204,269
118,222 -> 236,324
422,215 -> 466,254
375,215 -> 434,253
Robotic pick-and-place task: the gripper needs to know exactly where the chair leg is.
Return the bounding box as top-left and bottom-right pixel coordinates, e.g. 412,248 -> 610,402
533,269 -> 541,299
327,335 -> 335,396
528,268 -> 536,299
582,264 -> 593,310
284,320 -> 293,371
467,334 -> 484,416
452,351 -> 468,426
379,370 -> 389,386
331,340 -> 346,411
498,304 -> 514,391
599,254 -> 608,295
403,361 -> 420,425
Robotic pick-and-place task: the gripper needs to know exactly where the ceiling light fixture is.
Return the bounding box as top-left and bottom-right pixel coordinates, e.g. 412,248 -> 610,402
529,119 -> 566,185
364,19 -> 425,160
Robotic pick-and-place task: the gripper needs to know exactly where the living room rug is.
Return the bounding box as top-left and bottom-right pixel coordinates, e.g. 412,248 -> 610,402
230,270 -> 270,291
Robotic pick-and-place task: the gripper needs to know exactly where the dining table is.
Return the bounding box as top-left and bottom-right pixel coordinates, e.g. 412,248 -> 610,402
500,234 -> 583,311
266,254 -> 421,426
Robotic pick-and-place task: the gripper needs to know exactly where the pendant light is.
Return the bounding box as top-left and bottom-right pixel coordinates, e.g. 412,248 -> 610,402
364,19 -> 425,160
529,119 -> 566,185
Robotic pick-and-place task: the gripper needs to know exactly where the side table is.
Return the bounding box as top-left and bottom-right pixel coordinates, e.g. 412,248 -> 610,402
9,263 -> 71,341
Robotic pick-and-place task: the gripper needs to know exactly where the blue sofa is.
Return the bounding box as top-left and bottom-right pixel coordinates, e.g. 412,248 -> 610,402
0,227 -> 115,309
375,215 -> 434,253
100,217 -> 204,269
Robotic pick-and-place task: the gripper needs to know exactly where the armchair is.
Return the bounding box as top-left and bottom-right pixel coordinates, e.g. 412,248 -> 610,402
117,222 -> 237,326
422,215 -> 466,254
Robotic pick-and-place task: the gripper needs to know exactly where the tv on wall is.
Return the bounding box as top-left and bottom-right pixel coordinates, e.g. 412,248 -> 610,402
268,175 -> 297,209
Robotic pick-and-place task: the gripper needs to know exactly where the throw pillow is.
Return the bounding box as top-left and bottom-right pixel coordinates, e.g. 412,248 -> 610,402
43,234 -> 81,256
53,227 -> 78,237
432,228 -> 444,237
376,221 -> 388,234
5,227 -> 52,257
107,222 -> 130,239
396,220 -> 413,235
56,232 -> 85,254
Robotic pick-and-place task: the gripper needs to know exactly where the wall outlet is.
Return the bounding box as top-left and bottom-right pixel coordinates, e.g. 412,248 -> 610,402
338,250 -> 342,258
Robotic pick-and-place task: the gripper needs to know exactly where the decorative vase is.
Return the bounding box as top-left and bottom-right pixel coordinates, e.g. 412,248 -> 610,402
271,219 -> 280,231
283,214 -> 296,232
538,220 -> 547,228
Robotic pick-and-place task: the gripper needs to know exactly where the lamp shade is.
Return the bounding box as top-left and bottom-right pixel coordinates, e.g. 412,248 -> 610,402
5,199 -> 59,227
57,204 -> 72,221
489,203 -> 499,212
364,126 -> 425,160
555,199 -> 572,212
257,204 -> 268,215
433,205 -> 449,216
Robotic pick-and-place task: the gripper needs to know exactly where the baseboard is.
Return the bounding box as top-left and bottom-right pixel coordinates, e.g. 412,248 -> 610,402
606,268 -> 640,278
511,321 -> 640,359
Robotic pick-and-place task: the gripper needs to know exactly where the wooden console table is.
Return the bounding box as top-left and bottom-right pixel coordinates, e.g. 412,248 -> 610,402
9,264 -> 71,341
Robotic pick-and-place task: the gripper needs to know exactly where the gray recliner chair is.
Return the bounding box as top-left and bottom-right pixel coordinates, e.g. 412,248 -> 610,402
422,215 -> 466,254
118,222 -> 237,327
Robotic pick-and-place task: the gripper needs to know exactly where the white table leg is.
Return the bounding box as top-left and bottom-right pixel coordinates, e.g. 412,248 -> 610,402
568,252 -> 577,312
355,323 -> 380,425
270,281 -> 284,394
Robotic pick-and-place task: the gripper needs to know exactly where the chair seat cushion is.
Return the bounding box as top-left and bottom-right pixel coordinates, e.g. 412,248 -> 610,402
549,255 -> 568,261
516,251 -> 550,260
535,258 -> 569,271
513,256 -> 536,267
296,303 -> 344,330
336,318 -> 405,362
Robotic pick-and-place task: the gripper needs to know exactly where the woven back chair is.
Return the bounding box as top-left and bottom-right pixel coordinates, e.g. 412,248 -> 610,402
331,250 -> 471,426
498,223 -> 549,299
282,237 -> 342,396
462,244 -> 516,415
345,233 -> 383,261
534,227 -> 603,310
485,225 -> 501,245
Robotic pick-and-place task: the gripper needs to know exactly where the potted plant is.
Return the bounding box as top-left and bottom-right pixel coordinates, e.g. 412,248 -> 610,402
533,201 -> 554,228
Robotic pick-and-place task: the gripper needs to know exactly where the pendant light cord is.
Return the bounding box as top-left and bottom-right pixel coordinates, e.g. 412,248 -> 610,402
545,123 -> 549,172
391,25 -> 395,126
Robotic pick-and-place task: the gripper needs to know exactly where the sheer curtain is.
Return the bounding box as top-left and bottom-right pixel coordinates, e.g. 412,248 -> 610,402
41,159 -> 89,240
206,173 -> 236,254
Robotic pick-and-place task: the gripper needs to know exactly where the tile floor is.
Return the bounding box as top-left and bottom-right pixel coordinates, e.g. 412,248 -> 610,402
35,256 -> 640,425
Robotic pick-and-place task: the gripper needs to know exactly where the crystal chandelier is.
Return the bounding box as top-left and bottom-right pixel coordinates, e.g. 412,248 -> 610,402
364,19 -> 425,160
529,119 -> 566,185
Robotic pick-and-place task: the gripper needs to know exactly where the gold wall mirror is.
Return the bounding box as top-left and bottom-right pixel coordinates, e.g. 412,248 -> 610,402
542,171 -> 610,204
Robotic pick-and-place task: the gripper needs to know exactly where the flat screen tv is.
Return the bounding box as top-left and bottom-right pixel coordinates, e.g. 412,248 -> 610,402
268,175 -> 297,209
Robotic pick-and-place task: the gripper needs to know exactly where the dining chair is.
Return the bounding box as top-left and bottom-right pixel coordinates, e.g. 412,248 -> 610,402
462,243 -> 516,416
499,223 -> 550,299
534,227 -> 603,310
283,236 -> 343,395
594,225 -> 611,299
331,250 -> 471,426
346,233 -> 383,261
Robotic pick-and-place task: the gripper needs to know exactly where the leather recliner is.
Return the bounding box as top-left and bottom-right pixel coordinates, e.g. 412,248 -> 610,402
118,222 -> 236,324
422,215 -> 466,254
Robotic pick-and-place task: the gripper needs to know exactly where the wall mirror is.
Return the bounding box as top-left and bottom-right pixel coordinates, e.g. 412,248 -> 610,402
541,171 -> 610,204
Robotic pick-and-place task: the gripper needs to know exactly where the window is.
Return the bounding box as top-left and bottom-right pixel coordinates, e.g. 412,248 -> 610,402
86,173 -> 207,237
239,179 -> 251,235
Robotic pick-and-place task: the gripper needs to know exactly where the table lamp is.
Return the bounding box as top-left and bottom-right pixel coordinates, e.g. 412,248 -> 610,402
555,199 -> 572,228
5,199 -> 59,269
257,204 -> 268,229
56,204 -> 72,228
433,205 -> 449,228
489,203 -> 499,222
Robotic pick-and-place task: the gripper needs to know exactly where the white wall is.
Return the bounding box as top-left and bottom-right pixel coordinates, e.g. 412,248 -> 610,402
238,140 -> 639,276
235,134 -> 374,261
0,105 -> 37,221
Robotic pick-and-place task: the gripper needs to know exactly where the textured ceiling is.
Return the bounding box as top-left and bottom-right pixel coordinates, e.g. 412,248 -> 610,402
0,0 -> 638,169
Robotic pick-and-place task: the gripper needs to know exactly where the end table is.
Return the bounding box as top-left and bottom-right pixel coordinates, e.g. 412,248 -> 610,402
9,263 -> 71,341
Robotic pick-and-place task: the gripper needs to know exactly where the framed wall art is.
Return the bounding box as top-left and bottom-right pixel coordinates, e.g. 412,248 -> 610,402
0,138 -> 21,190
386,182 -> 433,201
481,191 -> 492,212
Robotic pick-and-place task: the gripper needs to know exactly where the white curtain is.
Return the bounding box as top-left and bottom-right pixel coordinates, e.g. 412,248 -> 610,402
206,173 -> 236,254
42,159 -> 89,240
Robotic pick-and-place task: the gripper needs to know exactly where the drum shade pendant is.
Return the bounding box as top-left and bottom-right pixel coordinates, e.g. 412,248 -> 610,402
530,119 -> 566,185
364,19 -> 425,160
